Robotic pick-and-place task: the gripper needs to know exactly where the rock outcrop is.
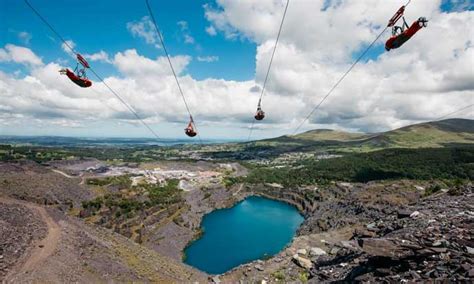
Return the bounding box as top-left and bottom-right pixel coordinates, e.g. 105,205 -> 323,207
309,187 -> 474,282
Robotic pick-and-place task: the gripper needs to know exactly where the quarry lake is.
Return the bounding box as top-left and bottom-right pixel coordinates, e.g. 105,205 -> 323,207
184,196 -> 304,274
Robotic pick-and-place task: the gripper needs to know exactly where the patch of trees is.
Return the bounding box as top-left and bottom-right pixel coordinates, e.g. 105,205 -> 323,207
81,179 -> 182,219
86,175 -> 132,188
245,147 -> 474,186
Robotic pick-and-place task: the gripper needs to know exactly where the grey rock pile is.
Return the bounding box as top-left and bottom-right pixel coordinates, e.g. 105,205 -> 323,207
308,188 -> 473,282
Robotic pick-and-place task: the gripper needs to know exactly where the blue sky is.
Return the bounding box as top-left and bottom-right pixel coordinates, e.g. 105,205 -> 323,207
5,0 -> 463,76
1,0 -> 256,81
1,0 -> 470,78
1,0 -> 469,82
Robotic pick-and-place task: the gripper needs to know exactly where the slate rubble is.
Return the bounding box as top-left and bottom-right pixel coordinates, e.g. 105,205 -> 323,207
308,187 -> 474,282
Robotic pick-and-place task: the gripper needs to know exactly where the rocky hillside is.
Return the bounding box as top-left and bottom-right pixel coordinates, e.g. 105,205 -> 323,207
221,182 -> 474,283
309,187 -> 474,282
0,161 -> 92,208
0,197 -> 207,283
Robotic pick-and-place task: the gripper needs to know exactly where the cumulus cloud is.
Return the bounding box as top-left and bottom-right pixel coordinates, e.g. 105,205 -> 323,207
204,0 -> 474,133
197,55 -> 219,62
127,16 -> 161,49
113,49 -> 191,77
84,50 -> 112,64
205,25 -> 217,36
0,44 -> 43,66
177,21 -> 196,45
61,40 -> 76,56
1,1 -> 473,138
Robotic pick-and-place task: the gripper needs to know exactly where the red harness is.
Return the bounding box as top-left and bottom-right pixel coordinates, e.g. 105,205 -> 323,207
64,69 -> 92,88
185,121 -> 197,137
385,19 -> 425,51
254,108 -> 265,121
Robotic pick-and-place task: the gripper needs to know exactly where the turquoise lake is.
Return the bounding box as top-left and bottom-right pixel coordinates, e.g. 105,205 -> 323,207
184,196 -> 304,274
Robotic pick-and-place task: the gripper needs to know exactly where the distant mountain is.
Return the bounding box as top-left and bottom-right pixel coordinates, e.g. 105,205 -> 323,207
262,119 -> 474,153
290,129 -> 367,142
369,119 -> 474,148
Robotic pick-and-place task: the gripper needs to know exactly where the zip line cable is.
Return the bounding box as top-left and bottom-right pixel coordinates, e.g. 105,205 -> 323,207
436,104 -> 473,121
24,0 -> 161,139
247,0 -> 290,142
257,0 -> 290,105
292,0 -> 413,135
247,119 -> 256,142
145,0 -> 203,144
292,26 -> 389,135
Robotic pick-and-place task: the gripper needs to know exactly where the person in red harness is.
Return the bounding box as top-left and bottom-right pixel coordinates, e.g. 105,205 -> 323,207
385,5 -> 428,51
59,54 -> 92,88
254,107 -> 265,121
185,116 -> 197,137
254,100 -> 265,121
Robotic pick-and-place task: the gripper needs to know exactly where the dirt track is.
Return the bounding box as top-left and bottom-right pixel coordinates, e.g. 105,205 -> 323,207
51,169 -> 75,179
1,197 -> 61,282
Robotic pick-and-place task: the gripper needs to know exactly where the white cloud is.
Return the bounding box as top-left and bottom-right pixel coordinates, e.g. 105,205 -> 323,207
50,119 -> 84,128
113,49 -> 190,77
84,50 -> 112,64
177,20 -> 196,45
127,16 -> 161,49
197,55 -> 219,62
203,0 -> 474,133
0,44 -> 43,66
1,1 -> 473,138
177,21 -> 188,30
205,25 -> 217,36
61,40 -> 76,56
18,32 -> 32,44
184,35 -> 195,44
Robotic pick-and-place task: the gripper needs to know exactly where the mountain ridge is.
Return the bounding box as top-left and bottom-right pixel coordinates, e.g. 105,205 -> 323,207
260,118 -> 474,152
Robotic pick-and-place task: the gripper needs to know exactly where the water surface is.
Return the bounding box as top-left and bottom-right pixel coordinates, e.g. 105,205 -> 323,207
184,196 -> 304,274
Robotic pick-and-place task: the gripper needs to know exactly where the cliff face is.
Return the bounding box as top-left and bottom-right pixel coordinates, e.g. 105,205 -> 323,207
221,182 -> 473,283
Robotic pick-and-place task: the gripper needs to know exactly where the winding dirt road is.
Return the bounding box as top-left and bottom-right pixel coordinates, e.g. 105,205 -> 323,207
51,168 -> 85,185
51,169 -> 75,179
1,197 -> 61,281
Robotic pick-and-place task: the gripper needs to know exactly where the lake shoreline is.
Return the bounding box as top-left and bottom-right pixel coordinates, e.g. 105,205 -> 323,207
182,195 -> 304,274
176,182 -> 311,275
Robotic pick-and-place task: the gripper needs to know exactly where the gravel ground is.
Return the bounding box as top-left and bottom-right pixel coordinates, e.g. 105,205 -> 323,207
0,201 -> 47,280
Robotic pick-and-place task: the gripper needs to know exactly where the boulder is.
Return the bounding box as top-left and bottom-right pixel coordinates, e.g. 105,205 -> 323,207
469,269 -> 474,278
397,209 -> 412,219
309,247 -> 327,256
339,240 -> 360,251
353,228 -> 376,238
359,238 -> 414,259
297,248 -> 307,255
292,254 -> 313,270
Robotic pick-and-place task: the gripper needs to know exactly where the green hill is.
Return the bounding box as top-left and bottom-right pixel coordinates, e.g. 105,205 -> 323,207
291,129 -> 368,142
258,119 -> 474,153
364,119 -> 474,149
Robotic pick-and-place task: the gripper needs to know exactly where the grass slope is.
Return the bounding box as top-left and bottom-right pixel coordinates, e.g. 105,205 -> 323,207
263,119 -> 474,153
